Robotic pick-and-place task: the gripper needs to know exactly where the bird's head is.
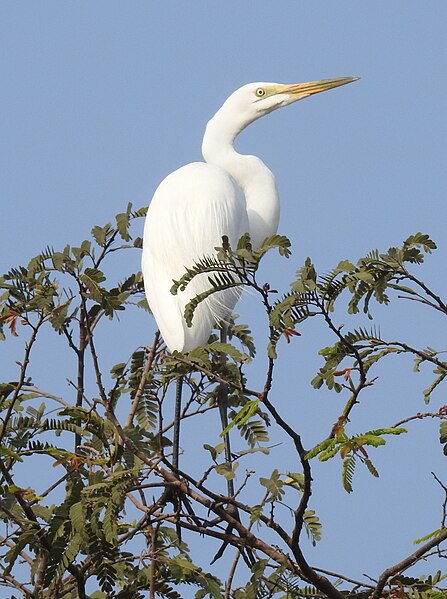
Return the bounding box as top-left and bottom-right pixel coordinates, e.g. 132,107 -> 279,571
220,77 -> 359,128
203,77 -> 359,163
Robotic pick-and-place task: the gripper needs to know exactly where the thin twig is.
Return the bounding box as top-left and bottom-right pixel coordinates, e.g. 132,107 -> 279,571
317,296 -> 369,431
0,314 -> 44,446
380,340 -> 447,372
21,386 -> 70,408
75,292 -> 88,449
403,269 -> 447,315
432,472 -> 447,528
225,549 -> 242,599
393,411 -> 446,428
312,566 -> 375,589
30,471 -> 70,505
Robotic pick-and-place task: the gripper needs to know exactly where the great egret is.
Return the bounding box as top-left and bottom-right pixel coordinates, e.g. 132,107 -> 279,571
142,77 -> 358,562
142,78 -> 358,354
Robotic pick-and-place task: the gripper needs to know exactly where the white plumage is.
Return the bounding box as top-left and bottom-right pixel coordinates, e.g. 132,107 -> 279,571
142,78 -> 358,351
142,162 -> 248,351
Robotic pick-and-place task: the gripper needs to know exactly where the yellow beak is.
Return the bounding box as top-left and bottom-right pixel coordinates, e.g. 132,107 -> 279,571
278,77 -> 359,101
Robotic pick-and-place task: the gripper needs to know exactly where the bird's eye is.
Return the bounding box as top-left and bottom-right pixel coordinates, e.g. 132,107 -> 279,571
255,88 -> 266,97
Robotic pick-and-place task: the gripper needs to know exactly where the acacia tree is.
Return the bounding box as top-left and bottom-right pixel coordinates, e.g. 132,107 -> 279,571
1,204 -> 447,598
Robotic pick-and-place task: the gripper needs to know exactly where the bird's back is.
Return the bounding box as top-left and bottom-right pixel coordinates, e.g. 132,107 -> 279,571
142,162 -> 249,352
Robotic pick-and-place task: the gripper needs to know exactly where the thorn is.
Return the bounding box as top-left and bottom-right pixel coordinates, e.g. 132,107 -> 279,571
283,328 -> 301,343
333,367 -> 352,381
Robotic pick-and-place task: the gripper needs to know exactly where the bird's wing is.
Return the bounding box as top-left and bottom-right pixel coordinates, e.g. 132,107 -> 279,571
142,162 -> 249,352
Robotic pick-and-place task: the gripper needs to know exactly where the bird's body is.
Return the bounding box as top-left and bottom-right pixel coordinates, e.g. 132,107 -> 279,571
142,78 -> 358,352
142,162 -> 249,350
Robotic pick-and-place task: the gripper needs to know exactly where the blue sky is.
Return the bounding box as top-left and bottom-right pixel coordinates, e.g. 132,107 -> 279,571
2,1 -> 447,593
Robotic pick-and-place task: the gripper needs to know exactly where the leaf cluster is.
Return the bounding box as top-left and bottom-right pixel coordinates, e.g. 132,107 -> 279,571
1,220 -> 447,598
306,427 -> 407,492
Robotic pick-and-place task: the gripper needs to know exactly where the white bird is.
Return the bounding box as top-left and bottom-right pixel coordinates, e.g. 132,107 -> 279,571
142,80 -> 358,560
142,77 -> 358,353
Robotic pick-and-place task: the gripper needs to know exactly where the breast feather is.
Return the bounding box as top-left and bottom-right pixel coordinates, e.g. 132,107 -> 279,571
142,162 -> 249,351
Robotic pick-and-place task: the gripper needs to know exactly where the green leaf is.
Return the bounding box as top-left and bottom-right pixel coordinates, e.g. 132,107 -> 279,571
92,223 -> 113,246
423,372 -> 447,404
4,529 -> 38,576
203,442 -> 225,461
115,203 -> 133,242
234,446 -> 270,458
49,299 -> 72,333
110,362 -> 126,379
0,446 -> 23,462
355,434 -> 386,448
342,454 -> 356,493
221,399 -> 259,437
80,268 -> 106,302
204,341 -> 250,364
70,502 -> 86,536
303,509 -> 322,545
318,439 -> 341,461
364,458 -> 379,478
250,504 -> 263,527
259,469 -> 284,501
305,438 -> 337,460
255,234 -> 292,258
336,259 -> 356,272
440,421 -> 447,444
215,461 -> 239,481
284,472 -> 305,492
228,321 -> 256,358
367,427 -> 407,436
238,418 -> 269,447
440,422 -> 447,456
413,527 -> 447,545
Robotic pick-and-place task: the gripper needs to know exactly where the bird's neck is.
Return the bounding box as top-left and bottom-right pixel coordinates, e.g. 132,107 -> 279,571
202,110 -> 280,248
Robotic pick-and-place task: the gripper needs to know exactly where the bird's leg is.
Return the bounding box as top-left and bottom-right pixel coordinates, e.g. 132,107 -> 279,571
217,324 -> 236,498
212,326 -> 255,566
172,376 -> 183,543
173,376 -> 183,470
171,376 -> 219,542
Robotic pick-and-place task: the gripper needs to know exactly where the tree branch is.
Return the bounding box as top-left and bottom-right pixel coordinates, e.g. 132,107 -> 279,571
372,528 -> 447,598
0,314 -> 44,446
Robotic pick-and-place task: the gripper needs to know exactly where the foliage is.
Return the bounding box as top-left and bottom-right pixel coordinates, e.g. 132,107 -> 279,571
1,211 -> 447,598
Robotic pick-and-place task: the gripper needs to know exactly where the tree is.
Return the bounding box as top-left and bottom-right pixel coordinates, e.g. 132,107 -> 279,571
1,205 -> 446,598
